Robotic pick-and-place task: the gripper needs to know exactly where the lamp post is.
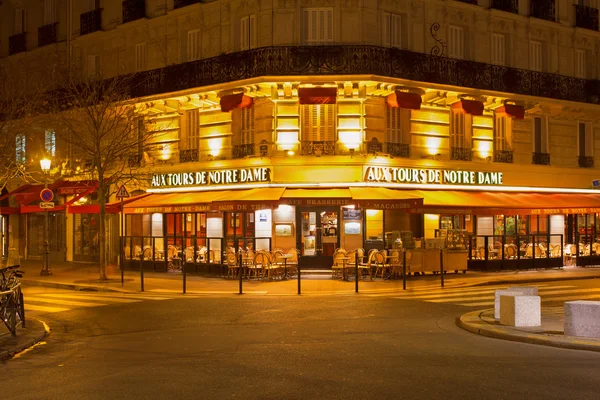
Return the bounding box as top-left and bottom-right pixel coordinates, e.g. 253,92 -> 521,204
40,158 -> 52,276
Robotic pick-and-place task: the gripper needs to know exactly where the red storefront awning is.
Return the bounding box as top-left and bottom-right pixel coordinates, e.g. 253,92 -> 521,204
386,91 -> 422,110
298,87 -> 337,105
496,104 -> 525,120
452,99 -> 484,116
220,93 -> 254,112
0,206 -> 20,215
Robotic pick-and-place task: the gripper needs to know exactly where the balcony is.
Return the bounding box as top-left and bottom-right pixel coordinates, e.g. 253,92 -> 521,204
300,141 -> 336,156
386,143 -> 410,158
38,23 -> 58,47
123,0 -> 146,24
578,155 -> 594,168
179,149 -> 199,163
80,9 -> 102,36
232,144 -> 255,159
575,5 -> 599,31
532,152 -> 551,165
174,0 -> 203,9
530,0 -> 555,22
493,150 -> 514,164
130,46 -> 598,106
491,0 -> 519,14
9,33 -> 27,55
450,147 -> 472,161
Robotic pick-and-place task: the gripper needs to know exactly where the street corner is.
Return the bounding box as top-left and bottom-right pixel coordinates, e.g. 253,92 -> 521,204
21,278 -> 136,294
0,319 -> 49,361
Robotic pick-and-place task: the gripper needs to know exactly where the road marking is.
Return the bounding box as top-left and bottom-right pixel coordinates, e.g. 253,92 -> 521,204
427,287 -> 600,303
24,304 -> 71,313
36,293 -> 141,303
393,285 -> 577,300
25,296 -> 108,307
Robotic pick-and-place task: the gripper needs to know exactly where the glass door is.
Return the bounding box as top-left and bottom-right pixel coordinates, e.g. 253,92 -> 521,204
297,206 -> 339,268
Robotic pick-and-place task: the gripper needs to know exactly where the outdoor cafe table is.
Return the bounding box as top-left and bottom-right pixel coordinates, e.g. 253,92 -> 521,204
280,254 -> 293,279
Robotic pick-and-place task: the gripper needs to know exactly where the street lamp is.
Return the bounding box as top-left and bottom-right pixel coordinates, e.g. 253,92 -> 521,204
40,158 -> 52,276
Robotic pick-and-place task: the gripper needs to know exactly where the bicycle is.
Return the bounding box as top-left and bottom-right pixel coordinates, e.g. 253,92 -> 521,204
0,265 -> 25,336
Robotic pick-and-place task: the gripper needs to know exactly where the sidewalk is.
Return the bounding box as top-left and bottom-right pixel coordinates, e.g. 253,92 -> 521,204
0,319 -> 48,361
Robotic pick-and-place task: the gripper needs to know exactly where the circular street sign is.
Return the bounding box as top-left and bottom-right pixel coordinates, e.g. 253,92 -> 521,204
40,188 -> 54,202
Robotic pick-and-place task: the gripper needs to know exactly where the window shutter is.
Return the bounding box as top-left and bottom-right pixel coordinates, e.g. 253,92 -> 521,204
448,26 -> 464,59
44,0 -> 56,25
579,122 -> 587,157
240,16 -> 249,51
186,110 -> 199,150
491,34 -> 505,66
135,43 -> 147,72
325,9 -> 333,42
249,15 -> 257,49
494,113 -> 510,151
530,41 -> 542,71
241,106 -> 255,145
382,12 -> 390,47
187,30 -> 199,61
391,14 -> 402,48
575,49 -> 586,78
302,9 -> 310,43
304,8 -> 333,44
386,105 -> 402,143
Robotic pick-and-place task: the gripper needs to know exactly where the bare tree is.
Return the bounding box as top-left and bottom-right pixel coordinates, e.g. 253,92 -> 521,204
44,69 -> 155,280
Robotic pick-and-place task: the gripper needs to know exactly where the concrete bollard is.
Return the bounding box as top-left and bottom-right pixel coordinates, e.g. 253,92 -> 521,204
564,300 -> 600,338
494,286 -> 538,320
500,295 -> 541,327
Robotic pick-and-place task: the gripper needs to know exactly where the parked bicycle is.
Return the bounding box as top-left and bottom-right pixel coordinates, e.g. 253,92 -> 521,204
0,264 -> 25,336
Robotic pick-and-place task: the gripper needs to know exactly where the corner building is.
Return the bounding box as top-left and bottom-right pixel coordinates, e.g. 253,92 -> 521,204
3,0 -> 600,272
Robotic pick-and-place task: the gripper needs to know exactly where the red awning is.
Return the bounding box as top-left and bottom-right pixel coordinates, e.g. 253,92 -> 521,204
0,206 -> 20,215
298,87 -> 337,105
220,93 -> 253,112
69,193 -> 153,214
497,104 -> 525,120
452,99 -> 484,116
386,91 -> 422,110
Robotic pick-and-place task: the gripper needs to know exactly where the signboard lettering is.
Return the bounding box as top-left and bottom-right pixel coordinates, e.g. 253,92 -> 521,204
151,167 -> 271,188
364,166 -> 503,186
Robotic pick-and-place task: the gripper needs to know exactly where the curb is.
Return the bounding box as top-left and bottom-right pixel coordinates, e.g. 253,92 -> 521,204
457,309 -> 600,353
469,275 -> 600,287
0,319 -> 48,361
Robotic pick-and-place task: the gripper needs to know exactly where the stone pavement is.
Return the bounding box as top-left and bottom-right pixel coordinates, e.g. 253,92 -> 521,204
5,258 -> 600,356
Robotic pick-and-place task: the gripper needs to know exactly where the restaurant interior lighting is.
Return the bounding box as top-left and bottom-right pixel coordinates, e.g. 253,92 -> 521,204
208,138 -> 222,157
277,131 -> 299,151
339,130 -> 362,152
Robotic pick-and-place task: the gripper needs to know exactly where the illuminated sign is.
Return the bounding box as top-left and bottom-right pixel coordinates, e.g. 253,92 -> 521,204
151,167 -> 271,188
364,166 -> 503,186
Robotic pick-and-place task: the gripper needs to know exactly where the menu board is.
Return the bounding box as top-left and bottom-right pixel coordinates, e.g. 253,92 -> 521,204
343,209 -> 361,220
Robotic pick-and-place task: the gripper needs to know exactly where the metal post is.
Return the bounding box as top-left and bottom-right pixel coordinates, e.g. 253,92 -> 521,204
439,249 -> 444,288
297,264 -> 301,295
140,254 -> 144,292
238,250 -> 243,295
355,255 -> 359,293
40,176 -> 52,276
183,262 -> 186,294
402,250 -> 407,290
120,197 -> 124,286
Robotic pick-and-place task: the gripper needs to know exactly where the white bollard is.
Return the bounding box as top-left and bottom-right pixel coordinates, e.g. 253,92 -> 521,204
495,287 -> 538,320
500,295 -> 541,327
564,301 -> 600,338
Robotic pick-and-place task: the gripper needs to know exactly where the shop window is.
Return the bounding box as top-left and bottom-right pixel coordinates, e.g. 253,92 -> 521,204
382,12 -> 404,48
493,112 -> 511,152
529,40 -> 543,72
491,33 -> 506,66
240,15 -> 257,51
151,214 -> 163,236
74,214 -> 99,259
575,49 -> 586,78
302,8 -> 333,44
15,134 -> 26,164
135,42 -> 147,72
578,121 -> 593,157
533,116 -> 548,153
366,209 -> 383,240
187,29 -> 200,61
448,25 -> 464,59
450,108 -> 472,149
301,104 -> 335,142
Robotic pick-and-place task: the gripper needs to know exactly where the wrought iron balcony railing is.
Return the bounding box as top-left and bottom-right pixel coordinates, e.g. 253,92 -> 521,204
575,5 -> 599,31
123,0 -> 146,24
300,141 -> 336,156
80,9 -> 102,36
232,144 -> 255,159
386,143 -> 411,158
578,155 -> 594,168
129,45 -> 598,106
492,0 -> 519,14
530,0 -> 555,22
451,147 -> 472,161
493,150 -> 514,163
38,23 -> 58,47
174,0 -> 203,9
456,0 -> 478,4
9,33 -> 27,55
532,152 -> 551,165
179,149 -> 199,163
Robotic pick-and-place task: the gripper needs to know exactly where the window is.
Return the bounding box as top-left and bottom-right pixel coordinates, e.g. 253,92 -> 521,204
45,130 -> 56,157
15,134 -> 26,164
575,49 -> 586,78
529,40 -> 542,72
44,0 -> 56,25
450,108 -> 472,149
14,8 -> 26,34
385,105 -> 406,144
183,110 -> 199,150
383,12 -> 402,48
240,105 -> 255,145
303,8 -> 333,44
88,54 -> 99,77
187,30 -> 200,61
301,104 -> 335,142
578,121 -> 593,157
240,15 -> 257,51
448,25 -> 464,59
491,33 -> 506,66
493,113 -> 511,151
135,42 -> 147,72
533,116 -> 548,153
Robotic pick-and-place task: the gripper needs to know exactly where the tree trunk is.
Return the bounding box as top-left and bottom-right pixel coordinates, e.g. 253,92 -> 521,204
97,178 -> 108,280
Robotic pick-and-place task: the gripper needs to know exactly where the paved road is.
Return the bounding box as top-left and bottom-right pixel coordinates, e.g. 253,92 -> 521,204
3,281 -> 600,400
